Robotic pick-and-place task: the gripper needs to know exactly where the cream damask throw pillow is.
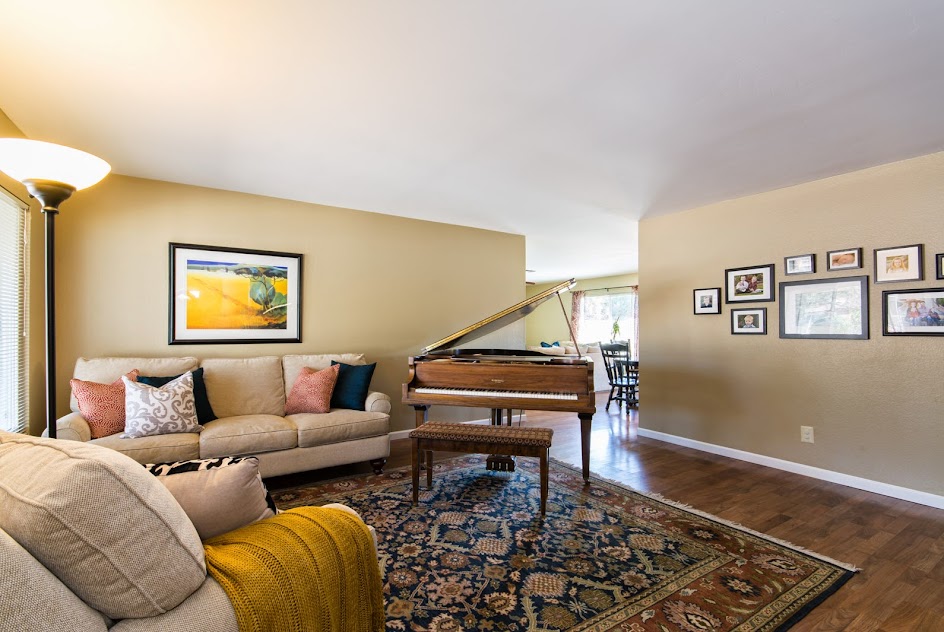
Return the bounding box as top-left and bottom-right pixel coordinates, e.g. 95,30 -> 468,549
121,372 -> 202,438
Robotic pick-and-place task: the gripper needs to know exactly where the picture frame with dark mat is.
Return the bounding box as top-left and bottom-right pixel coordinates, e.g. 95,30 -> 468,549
784,253 -> 816,276
731,308 -> 767,334
693,287 -> 721,314
826,247 -> 862,271
780,276 -> 869,339
725,263 -> 775,303
874,244 -> 924,284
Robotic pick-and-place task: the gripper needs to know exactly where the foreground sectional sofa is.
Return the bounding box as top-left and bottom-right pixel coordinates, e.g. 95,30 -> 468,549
52,354 -> 391,478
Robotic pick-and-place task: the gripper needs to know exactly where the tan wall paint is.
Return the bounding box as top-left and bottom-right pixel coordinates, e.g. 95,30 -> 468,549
639,151 -> 944,496
21,171 -> 523,434
525,274 -> 638,346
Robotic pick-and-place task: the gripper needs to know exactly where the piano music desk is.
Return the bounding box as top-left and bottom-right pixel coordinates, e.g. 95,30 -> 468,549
409,422 -> 554,515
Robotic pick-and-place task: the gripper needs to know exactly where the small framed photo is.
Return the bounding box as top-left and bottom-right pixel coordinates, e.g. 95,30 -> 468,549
693,287 -> 721,314
883,287 -> 944,336
874,244 -> 924,283
779,275 -> 869,339
826,247 -> 862,271
937,254 -> 944,280
784,254 -> 816,276
731,308 -> 767,334
169,243 -> 303,344
725,264 -> 775,303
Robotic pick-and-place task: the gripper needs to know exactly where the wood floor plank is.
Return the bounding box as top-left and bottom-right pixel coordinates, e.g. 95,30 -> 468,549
266,392 -> 944,631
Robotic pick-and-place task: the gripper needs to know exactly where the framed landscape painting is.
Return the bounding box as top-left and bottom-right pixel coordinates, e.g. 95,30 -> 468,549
169,243 -> 303,344
882,288 -> 944,336
725,264 -> 775,303
779,276 -> 868,340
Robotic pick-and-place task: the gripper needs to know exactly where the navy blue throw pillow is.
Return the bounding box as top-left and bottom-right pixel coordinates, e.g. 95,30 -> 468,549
540,341 -> 561,348
137,367 -> 217,424
330,361 -> 376,411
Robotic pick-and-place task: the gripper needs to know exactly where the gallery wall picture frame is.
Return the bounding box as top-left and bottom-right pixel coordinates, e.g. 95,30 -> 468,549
882,287 -> 944,336
731,308 -> 767,334
874,243 -> 924,284
779,275 -> 869,340
826,247 -> 863,271
693,287 -> 721,314
724,264 -> 775,303
784,254 -> 816,276
169,242 -> 303,344
937,254 -> 944,280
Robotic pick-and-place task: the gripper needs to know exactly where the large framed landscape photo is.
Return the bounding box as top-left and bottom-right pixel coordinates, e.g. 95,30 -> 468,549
882,287 -> 944,336
169,243 -> 303,344
779,275 -> 868,339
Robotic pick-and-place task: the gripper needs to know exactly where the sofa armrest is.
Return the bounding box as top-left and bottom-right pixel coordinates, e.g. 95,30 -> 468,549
43,412 -> 92,442
364,391 -> 391,414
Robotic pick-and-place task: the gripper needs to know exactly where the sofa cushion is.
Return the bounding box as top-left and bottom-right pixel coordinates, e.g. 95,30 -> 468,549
287,409 -> 390,448
285,364 -> 340,415
138,367 -> 217,424
123,373 -> 202,438
0,431 -> 206,620
281,353 -> 366,399
200,357 -> 285,418
330,361 -> 376,411
199,415 -> 298,459
71,356 -> 199,412
92,431 -> 201,464
71,370 -> 140,439
145,457 -> 276,540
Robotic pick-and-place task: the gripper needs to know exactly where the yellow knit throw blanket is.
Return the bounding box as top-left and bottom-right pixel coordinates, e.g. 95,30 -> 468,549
204,506 -> 384,632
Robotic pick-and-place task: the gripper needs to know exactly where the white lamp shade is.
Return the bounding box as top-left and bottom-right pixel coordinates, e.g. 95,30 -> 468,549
0,138 -> 111,191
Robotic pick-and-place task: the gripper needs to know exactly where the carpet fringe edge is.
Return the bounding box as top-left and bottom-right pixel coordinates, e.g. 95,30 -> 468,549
549,457 -> 862,573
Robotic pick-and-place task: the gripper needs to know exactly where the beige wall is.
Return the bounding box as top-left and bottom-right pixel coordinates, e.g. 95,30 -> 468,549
639,151 -> 944,496
1,111 -> 525,435
525,273 -> 638,346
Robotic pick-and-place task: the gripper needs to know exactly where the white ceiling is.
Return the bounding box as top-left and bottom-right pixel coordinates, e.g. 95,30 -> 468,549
2,1 -> 943,282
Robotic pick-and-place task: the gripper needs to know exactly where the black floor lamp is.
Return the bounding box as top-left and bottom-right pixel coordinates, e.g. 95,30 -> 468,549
0,139 -> 110,438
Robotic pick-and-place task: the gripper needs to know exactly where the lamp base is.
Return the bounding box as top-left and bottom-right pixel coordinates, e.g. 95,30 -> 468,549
23,179 -> 76,212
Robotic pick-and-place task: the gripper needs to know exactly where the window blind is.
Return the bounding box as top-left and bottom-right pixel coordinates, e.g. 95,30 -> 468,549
0,186 -> 29,433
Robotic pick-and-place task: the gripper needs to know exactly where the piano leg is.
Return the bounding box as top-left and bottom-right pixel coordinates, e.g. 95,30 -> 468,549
579,412 -> 593,484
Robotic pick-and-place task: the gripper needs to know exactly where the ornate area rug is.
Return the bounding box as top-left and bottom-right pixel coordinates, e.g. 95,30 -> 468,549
272,456 -> 857,631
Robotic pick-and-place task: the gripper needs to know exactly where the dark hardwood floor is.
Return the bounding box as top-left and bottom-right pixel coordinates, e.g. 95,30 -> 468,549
268,392 -> 944,632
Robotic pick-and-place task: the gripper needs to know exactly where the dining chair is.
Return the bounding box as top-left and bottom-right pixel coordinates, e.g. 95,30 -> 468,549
599,342 -> 637,410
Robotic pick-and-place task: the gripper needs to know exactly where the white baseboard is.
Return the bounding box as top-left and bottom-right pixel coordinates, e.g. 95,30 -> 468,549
637,428 -> 944,510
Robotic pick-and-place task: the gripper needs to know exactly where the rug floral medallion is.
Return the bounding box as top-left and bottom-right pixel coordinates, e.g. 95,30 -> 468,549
273,455 -> 856,632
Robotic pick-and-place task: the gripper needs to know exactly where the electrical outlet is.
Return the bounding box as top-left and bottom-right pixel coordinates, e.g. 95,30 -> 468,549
800,426 -> 814,443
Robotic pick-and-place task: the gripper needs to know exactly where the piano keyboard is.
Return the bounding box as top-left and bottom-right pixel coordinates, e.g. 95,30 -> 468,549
415,387 -> 578,401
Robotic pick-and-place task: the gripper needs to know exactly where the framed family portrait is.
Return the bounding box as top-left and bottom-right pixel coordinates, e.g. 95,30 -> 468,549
169,243 -> 303,344
731,308 -> 767,335
693,287 -> 721,314
826,247 -> 862,271
784,254 -> 816,276
725,264 -> 775,303
779,276 -> 868,339
882,288 -> 944,336
874,244 -> 923,284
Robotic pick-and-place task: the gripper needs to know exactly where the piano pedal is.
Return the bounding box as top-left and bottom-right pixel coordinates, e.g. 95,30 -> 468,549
486,454 -> 516,472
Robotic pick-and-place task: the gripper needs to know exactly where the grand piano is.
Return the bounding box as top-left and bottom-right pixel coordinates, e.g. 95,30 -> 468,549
402,279 -> 597,483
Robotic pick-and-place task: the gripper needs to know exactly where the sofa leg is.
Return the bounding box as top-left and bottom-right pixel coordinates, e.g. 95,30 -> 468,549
369,458 -> 387,475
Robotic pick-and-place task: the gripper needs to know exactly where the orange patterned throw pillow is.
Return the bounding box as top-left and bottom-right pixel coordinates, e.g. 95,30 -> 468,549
285,364 -> 340,415
70,370 -> 140,439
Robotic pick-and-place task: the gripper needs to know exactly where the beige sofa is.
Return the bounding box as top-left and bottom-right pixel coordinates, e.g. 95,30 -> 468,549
54,354 -> 391,478
0,431 -> 381,631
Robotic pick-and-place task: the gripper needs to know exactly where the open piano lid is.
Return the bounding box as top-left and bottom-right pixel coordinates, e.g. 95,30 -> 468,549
422,278 -> 576,355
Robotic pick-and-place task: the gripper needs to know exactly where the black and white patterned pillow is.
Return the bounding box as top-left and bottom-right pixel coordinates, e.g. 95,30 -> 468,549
144,456 -> 277,538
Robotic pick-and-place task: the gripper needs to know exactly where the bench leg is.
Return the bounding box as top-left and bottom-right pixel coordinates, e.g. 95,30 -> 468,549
425,450 -> 433,487
540,449 -> 549,516
411,439 -> 419,506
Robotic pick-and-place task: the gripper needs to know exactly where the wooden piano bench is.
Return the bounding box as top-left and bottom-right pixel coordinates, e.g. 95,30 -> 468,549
409,422 -> 554,515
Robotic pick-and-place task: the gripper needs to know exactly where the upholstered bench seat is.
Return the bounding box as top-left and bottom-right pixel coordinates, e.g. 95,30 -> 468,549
409,422 -> 553,515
